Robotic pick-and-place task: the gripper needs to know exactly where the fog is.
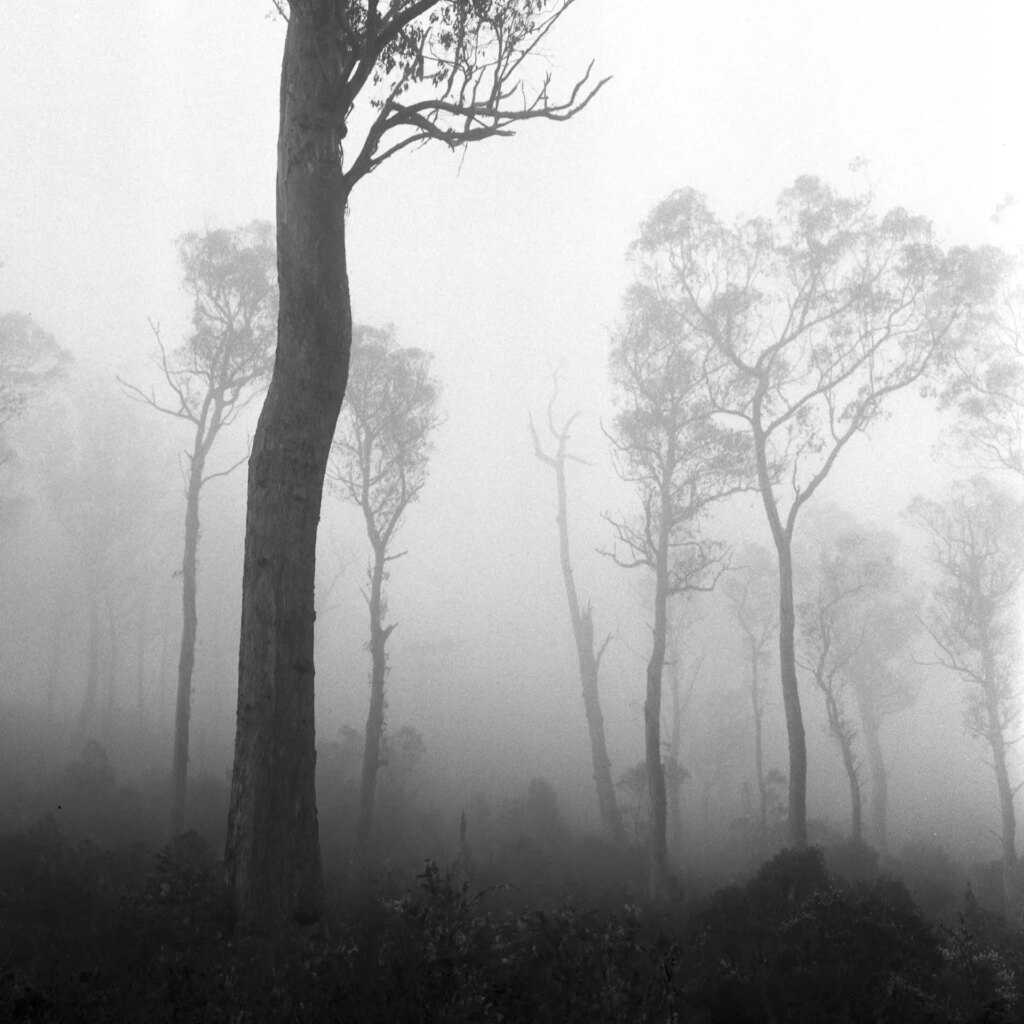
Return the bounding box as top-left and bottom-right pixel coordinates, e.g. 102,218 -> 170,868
2,0 -> 1023,913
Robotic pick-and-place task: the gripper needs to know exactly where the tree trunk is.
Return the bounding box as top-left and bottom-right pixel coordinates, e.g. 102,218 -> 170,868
666,657 -> 685,860
854,679 -> 888,855
749,640 -> 769,854
224,9 -> 351,931
135,590 -> 148,732
774,537 -> 807,848
839,731 -> 862,844
76,597 -> 100,735
646,460 -> 673,900
753,406 -> 808,850
356,546 -> 392,866
552,450 -> 623,842
170,438 -> 205,837
982,631 -> 1018,914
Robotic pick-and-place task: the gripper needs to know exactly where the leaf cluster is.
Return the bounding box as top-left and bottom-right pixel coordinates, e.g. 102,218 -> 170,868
329,324 -> 442,554
628,177 -> 1002,527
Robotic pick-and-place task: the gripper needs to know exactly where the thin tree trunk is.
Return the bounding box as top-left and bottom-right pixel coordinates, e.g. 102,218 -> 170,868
753,408 -> 808,850
646,456 -> 673,900
76,597 -> 100,735
170,434 -> 206,837
854,679 -> 888,855
982,631 -> 1018,914
775,537 -> 807,848
135,590 -> 148,732
356,546 -> 393,866
46,606 -> 63,726
224,9 -> 351,930
749,638 -> 769,854
666,656 -> 685,859
551,447 -> 622,843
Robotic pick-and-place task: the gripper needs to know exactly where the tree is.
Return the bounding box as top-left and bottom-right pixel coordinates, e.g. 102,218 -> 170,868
225,0 -> 605,930
628,177 -> 999,848
605,286 -> 751,898
121,223 -> 277,838
327,324 -> 440,867
937,258 -> 1023,477
722,543 -> 779,855
911,477 -> 1024,914
529,371 -> 623,843
0,311 -> 71,522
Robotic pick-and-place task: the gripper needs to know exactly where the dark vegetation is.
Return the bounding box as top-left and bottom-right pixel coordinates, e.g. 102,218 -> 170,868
2,723 -> 1022,1023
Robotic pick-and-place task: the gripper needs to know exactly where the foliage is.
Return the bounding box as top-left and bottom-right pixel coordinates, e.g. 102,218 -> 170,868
935,256 -> 1024,476
0,312 -> 70,436
3,817 -> 1024,1022
329,324 -> 442,547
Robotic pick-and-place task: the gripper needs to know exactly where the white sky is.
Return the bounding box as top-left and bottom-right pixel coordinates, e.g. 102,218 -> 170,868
2,0 -> 1022,836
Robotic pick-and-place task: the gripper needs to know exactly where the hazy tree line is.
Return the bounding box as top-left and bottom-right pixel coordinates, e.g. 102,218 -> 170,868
1,0 -> 1022,939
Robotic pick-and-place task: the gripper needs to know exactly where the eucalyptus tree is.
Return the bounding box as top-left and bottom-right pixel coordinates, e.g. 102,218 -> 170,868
628,177 -> 1000,849
911,478 -> 1024,913
605,286 -> 752,898
121,223 -> 277,838
530,371 -> 623,843
327,325 -> 440,866
226,0 -> 605,929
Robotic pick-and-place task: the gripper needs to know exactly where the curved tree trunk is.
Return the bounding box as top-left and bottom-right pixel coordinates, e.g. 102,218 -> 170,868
356,545 -> 393,867
224,9 -> 351,931
169,435 -> 206,837
752,409 -> 808,851
774,538 -> 807,849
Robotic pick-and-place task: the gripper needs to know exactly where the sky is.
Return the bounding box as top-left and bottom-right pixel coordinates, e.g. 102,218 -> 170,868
2,0 -> 1022,843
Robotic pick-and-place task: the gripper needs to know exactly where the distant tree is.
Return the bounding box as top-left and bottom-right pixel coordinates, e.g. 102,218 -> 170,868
937,259 -> 1023,477
0,311 -> 71,523
628,177 -> 1001,848
530,371 -> 623,844
227,0 -> 605,930
0,311 -> 70,441
327,325 -> 440,867
121,222 -> 276,838
797,528 -> 904,844
605,286 -> 752,898
722,544 -> 780,855
911,477 -> 1024,913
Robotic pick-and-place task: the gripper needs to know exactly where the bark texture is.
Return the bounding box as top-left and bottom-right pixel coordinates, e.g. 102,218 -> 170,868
224,11 -> 351,930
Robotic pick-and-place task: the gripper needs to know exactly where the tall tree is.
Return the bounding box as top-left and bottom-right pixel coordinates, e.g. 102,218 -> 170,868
722,543 -> 778,855
628,177 -> 999,848
225,0 -> 605,930
605,286 -> 751,898
911,477 -> 1024,914
327,325 -> 440,867
121,223 -> 277,838
530,372 -> 623,843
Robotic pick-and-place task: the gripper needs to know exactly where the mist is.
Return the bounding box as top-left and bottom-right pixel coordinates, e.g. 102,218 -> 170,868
2,1 -> 1023,1020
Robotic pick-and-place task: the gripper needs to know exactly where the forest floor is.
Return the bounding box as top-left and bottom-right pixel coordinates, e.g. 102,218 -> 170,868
1,821 -> 1022,1023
